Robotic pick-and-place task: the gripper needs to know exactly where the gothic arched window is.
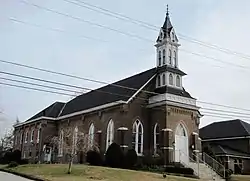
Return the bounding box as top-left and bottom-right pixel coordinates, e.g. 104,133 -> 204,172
106,119 -> 114,150
163,49 -> 166,65
174,51 -> 177,67
176,75 -> 181,87
153,123 -> 160,155
169,73 -> 174,85
162,74 -> 166,85
168,49 -> 172,65
88,123 -> 95,149
132,119 -> 143,155
58,130 -> 64,156
157,76 -> 161,87
158,51 -> 162,66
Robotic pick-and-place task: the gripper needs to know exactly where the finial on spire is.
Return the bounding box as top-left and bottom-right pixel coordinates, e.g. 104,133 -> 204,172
166,4 -> 169,16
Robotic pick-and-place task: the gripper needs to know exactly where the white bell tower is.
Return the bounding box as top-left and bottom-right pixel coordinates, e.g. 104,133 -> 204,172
155,7 -> 185,90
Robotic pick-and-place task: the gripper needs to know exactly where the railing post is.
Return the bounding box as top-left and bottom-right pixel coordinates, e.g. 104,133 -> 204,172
197,153 -> 200,177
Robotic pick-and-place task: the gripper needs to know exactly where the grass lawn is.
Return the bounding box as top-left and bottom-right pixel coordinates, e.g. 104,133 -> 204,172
231,175 -> 250,181
6,164 -> 198,181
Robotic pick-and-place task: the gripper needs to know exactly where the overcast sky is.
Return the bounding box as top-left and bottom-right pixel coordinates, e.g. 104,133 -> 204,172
1,0 -> 250,136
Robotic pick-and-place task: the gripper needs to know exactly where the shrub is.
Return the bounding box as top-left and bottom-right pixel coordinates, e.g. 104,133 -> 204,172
165,166 -> 194,175
12,150 -> 21,163
19,159 -> 29,165
86,150 -> 103,166
7,161 -> 18,168
125,149 -> 137,168
105,143 -> 124,168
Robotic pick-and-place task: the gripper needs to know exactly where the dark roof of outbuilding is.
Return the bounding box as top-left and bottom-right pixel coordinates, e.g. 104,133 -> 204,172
200,119 -> 250,140
27,102 -> 65,121
211,144 -> 250,158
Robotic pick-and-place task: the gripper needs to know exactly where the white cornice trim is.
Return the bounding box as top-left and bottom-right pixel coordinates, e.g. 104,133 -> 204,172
147,100 -> 200,111
126,75 -> 156,104
58,100 -> 126,120
14,117 -> 55,128
192,132 -> 199,135
117,127 -> 128,131
201,136 -> 250,142
15,100 -> 126,128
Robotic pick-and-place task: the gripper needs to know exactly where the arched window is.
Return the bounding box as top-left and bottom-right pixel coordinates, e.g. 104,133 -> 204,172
176,75 -> 181,87
58,130 -> 64,156
162,74 -> 166,85
88,123 -> 95,149
25,131 -> 28,143
153,123 -> 160,155
30,129 -> 34,142
132,119 -> 143,155
176,124 -> 186,136
172,32 -> 175,42
73,126 -> 78,151
157,76 -> 161,87
173,51 -> 177,67
168,49 -> 172,65
106,119 -> 114,150
169,73 -> 174,85
163,49 -> 166,64
158,51 -> 162,66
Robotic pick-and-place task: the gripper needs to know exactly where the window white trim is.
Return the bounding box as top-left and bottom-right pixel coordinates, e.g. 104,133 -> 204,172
20,132 -> 23,144
25,131 -> 28,143
37,128 -> 41,143
132,119 -> 144,155
30,129 -> 34,143
106,119 -> 114,150
88,123 -> 95,149
153,123 -> 159,155
58,130 -> 64,157
169,73 -> 174,85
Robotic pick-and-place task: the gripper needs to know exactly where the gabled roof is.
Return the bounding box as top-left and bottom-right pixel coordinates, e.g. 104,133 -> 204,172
200,119 -> 250,140
27,102 -> 65,121
60,68 -> 157,116
60,67 -> 195,117
211,144 -> 250,158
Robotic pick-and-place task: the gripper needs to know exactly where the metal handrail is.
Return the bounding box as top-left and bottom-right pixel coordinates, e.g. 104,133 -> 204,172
198,152 -> 226,178
203,152 -> 225,169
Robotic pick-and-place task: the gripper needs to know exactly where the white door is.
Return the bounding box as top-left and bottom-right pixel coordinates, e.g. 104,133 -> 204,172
175,123 -> 189,165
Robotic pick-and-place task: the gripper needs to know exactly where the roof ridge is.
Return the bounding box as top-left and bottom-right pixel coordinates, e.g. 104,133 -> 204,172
239,120 -> 250,135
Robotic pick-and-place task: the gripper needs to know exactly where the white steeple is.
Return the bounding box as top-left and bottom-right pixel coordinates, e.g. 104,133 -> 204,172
155,8 -> 185,90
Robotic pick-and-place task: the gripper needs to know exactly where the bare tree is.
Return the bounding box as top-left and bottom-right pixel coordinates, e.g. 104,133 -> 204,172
51,126 -> 99,174
0,128 -> 14,151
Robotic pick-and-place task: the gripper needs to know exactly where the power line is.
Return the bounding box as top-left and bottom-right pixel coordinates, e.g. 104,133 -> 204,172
68,0 -> 250,60
2,70 -> 250,118
0,70 -> 148,101
0,77 -> 82,94
201,107 -> 250,116
18,1 -> 250,72
1,58 -> 250,113
0,82 -> 73,96
201,111 -> 250,120
20,0 -> 152,43
2,75 -> 250,120
9,18 -> 107,42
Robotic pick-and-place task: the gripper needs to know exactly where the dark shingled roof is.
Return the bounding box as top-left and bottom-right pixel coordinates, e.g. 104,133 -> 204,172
60,68 -> 157,116
200,119 -> 250,140
27,102 -> 65,121
60,67 -> 195,117
211,144 -> 250,158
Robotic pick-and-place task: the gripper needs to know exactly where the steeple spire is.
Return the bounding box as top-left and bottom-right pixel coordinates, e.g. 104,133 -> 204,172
166,4 -> 169,16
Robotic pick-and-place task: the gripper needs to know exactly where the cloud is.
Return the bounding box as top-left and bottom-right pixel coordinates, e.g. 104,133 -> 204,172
179,1 -> 250,127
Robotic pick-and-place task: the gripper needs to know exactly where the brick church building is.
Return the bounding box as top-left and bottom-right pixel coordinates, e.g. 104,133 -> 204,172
13,12 -> 202,165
